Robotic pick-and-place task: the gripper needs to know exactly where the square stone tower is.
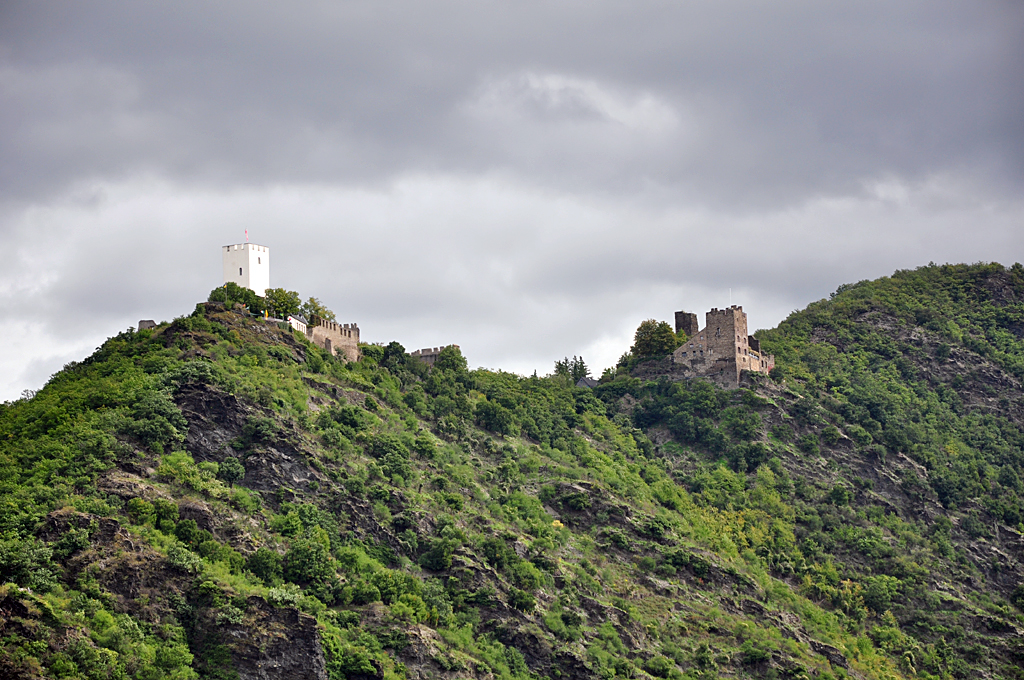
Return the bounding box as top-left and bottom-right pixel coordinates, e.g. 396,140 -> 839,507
222,243 -> 270,296
704,306 -> 748,360
674,311 -> 700,338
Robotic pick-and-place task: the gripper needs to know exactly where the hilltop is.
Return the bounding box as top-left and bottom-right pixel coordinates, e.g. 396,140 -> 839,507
1,263 -> 1023,680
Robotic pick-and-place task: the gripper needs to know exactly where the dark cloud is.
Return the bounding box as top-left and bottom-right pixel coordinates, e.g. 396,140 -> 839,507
0,1 -> 1022,399
3,1 -> 1022,203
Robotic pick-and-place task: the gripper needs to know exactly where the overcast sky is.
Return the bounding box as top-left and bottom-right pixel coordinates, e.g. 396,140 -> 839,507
2,1 -> 1022,400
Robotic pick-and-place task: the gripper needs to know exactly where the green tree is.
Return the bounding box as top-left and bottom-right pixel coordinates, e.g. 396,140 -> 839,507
264,288 -> 301,319
208,282 -> 264,314
475,400 -> 517,436
218,457 -> 245,487
434,346 -> 468,373
554,356 -> 590,382
382,341 -> 407,371
300,297 -> 336,322
631,319 -> 678,358
284,539 -> 334,582
0,533 -> 59,591
246,546 -> 283,585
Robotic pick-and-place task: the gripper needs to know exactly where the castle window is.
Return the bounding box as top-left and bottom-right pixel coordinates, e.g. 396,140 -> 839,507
239,267 -> 242,276
258,257 -> 260,264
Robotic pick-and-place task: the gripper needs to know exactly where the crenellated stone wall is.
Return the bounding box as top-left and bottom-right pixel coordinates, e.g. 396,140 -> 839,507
308,318 -> 360,362
410,345 -> 459,367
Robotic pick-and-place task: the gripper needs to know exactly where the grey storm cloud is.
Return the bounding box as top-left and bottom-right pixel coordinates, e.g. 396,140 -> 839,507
0,0 -> 1022,399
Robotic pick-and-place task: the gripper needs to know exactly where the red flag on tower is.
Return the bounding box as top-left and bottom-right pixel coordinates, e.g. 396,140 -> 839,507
245,229 -> 249,242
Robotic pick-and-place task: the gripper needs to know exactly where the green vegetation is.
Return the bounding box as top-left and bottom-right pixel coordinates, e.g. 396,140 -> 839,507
1,263 -> 1023,680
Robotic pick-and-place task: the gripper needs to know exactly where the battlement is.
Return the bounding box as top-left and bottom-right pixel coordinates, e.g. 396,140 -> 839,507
314,317 -> 358,337
307,317 -> 360,362
222,242 -> 270,296
707,305 -> 745,317
411,345 -> 459,367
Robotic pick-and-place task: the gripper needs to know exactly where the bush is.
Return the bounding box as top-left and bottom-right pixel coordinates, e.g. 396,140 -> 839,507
283,539 -> 336,586
0,533 -> 59,591
644,655 -> 676,678
1010,583 -> 1024,611
346,579 -> 382,605
419,538 -> 457,571
821,425 -> 842,445
739,639 -> 772,664
511,561 -> 543,591
475,400 -> 517,436
120,391 -> 187,452
166,543 -> 202,573
509,588 -> 535,612
230,488 -> 260,514
797,433 -> 820,455
218,457 -> 245,486
243,416 -> 278,443
247,547 -> 283,585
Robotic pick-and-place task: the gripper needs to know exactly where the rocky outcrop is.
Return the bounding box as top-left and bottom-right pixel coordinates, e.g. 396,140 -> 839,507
195,598 -> 328,680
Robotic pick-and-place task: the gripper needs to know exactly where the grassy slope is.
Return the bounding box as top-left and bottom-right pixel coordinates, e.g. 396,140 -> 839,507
1,263 -> 1022,680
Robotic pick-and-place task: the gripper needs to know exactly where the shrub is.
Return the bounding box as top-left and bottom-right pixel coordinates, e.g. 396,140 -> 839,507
127,498 -> 155,523
797,433 -> 820,455
822,425 -> 842,445
510,561 -> 543,591
247,547 -> 283,585
475,400 -> 517,436
243,416 -> 278,443
644,655 -> 676,678
509,588 -> 535,612
218,457 -> 245,486
346,579 -> 382,605
230,488 -> 260,513
419,538 -> 457,571
166,543 -> 202,573
0,533 -> 59,591
283,539 -> 336,586
120,390 -> 188,452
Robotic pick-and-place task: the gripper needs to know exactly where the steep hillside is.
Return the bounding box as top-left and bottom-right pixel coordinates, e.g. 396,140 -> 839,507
1,263 -> 1023,680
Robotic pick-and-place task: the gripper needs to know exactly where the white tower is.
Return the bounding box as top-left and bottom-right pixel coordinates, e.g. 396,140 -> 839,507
222,243 -> 270,296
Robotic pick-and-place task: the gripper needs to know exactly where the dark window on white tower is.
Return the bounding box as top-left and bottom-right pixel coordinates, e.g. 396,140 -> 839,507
258,257 -> 260,264
239,267 -> 242,276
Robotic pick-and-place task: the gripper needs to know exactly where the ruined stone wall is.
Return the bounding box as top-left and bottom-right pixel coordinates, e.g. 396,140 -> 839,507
410,345 -> 459,367
674,311 -> 699,338
308,319 -> 360,362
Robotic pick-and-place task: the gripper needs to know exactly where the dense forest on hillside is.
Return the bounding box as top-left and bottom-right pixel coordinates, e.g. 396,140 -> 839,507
1,263 -> 1022,680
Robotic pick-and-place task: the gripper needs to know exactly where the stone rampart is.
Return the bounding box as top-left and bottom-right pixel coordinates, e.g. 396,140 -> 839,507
309,318 -> 360,362
410,345 -> 459,367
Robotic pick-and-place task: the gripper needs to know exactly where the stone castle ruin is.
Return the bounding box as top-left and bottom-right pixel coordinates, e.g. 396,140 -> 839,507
410,345 -> 459,367
670,305 -> 774,388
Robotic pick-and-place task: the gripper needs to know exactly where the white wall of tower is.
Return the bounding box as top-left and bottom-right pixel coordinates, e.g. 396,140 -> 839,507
222,243 -> 270,296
